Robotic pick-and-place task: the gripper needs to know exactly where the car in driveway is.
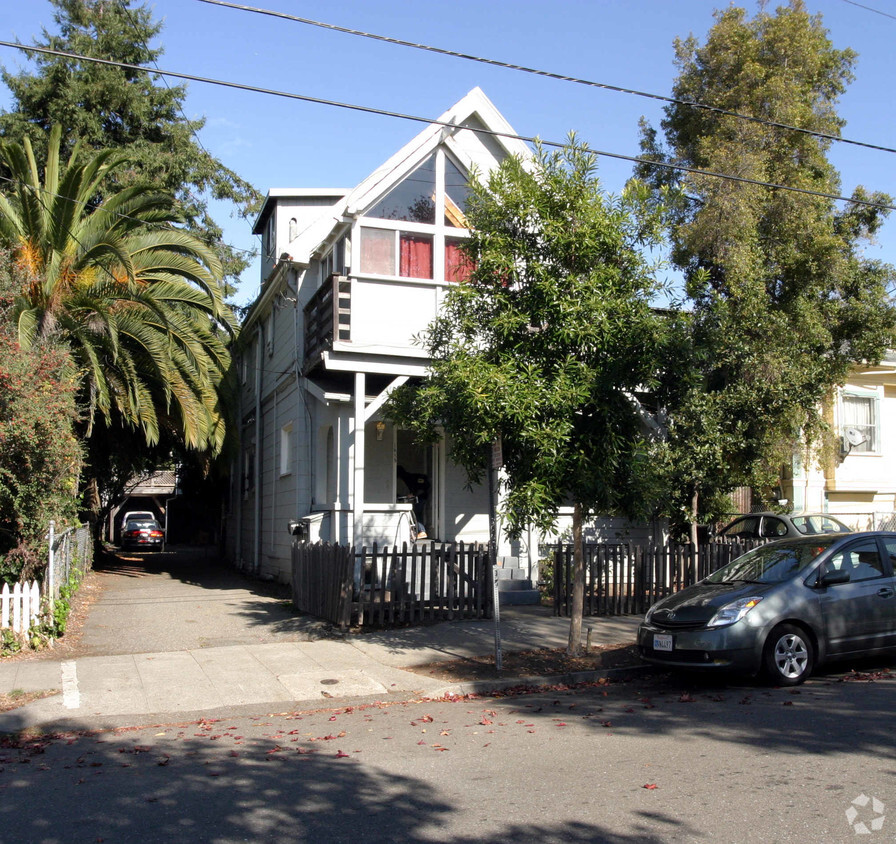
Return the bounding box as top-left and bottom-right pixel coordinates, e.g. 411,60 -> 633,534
122,509 -> 156,526
638,531 -> 896,685
121,518 -> 166,552
715,512 -> 853,541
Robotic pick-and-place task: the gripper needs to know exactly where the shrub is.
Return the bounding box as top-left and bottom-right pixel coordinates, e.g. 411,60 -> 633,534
0,250 -> 82,567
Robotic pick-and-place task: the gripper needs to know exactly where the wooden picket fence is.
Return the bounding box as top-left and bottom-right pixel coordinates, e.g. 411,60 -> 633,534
292,541 -> 493,629
0,524 -> 93,642
1,580 -> 42,635
552,540 -> 763,617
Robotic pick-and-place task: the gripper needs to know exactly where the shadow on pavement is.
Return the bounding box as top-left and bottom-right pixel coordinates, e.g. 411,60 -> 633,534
0,720 -> 696,844
73,545 -> 330,656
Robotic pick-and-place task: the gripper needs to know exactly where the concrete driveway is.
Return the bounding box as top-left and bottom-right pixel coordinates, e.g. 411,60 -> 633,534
78,545 -> 329,655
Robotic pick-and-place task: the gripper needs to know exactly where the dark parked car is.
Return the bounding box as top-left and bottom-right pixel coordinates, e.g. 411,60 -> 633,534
716,512 -> 852,541
638,532 -> 896,685
121,519 -> 166,552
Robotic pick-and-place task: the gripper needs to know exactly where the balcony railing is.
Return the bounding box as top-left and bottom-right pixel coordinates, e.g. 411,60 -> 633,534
304,274 -> 351,371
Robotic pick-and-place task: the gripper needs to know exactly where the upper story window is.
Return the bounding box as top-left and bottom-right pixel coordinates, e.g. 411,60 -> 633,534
369,155 -> 437,223
263,214 -> 276,260
444,157 -> 471,227
840,390 -> 880,454
358,149 -> 473,283
321,235 -> 348,282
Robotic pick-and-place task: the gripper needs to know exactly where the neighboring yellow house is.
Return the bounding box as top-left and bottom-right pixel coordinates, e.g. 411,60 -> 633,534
786,351 -> 896,529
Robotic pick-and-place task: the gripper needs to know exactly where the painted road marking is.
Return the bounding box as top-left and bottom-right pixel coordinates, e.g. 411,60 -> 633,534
61,661 -> 80,709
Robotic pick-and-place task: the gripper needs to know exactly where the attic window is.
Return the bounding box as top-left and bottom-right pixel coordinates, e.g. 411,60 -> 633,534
368,154 -> 437,224
444,157 -> 470,227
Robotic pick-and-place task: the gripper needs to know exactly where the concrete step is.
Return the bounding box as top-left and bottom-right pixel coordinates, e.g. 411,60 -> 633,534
495,568 -> 531,581
497,578 -> 535,591
498,587 -> 543,606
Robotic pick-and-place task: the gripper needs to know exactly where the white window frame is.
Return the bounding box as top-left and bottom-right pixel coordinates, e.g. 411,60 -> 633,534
264,214 -> 276,261
280,423 -> 293,477
839,387 -> 881,455
355,147 -> 471,285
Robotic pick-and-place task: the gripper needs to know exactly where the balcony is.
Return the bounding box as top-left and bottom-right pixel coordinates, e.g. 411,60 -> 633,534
304,274 -> 351,373
303,273 -> 447,375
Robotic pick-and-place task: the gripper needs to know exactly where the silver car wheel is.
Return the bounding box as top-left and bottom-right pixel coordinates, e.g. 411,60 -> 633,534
773,632 -> 809,680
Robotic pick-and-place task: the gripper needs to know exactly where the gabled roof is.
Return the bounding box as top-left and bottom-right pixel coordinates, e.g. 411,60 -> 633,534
286,87 -> 530,264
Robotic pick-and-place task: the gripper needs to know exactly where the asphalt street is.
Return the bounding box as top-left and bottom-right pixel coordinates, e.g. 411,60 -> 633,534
1,668 -> 893,843
2,546 -> 895,843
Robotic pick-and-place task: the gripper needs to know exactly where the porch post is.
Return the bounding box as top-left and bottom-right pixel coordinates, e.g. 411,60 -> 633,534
352,372 -> 366,549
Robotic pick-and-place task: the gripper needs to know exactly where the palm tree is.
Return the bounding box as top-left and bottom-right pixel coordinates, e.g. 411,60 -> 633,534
0,125 -> 237,455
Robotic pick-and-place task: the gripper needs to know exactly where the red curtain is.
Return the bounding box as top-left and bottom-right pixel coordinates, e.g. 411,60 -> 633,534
445,239 -> 473,282
399,234 -> 433,279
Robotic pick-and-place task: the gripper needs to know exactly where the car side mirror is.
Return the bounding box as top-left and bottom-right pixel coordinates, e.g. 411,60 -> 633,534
816,569 -> 851,588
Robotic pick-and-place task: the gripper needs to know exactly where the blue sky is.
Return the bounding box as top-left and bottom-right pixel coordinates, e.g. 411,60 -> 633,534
2,0 -> 894,305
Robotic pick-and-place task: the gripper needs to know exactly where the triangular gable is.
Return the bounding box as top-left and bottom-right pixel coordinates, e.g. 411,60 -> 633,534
343,87 -> 529,219
288,87 -> 529,264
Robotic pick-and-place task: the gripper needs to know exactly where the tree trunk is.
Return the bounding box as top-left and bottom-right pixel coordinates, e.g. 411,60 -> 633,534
689,483 -> 699,549
567,501 -> 585,656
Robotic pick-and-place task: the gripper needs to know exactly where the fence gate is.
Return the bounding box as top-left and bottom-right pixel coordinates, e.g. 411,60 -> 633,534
291,541 -> 493,629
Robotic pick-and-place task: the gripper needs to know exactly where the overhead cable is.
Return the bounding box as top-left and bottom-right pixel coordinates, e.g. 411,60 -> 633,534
0,171 -> 258,259
197,0 -> 896,156
840,0 -> 896,21
0,40 -> 892,213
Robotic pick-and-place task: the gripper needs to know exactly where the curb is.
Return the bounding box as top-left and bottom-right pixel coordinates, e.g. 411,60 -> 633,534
422,663 -> 654,700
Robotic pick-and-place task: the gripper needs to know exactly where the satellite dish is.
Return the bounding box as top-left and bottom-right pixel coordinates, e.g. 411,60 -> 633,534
844,427 -> 867,448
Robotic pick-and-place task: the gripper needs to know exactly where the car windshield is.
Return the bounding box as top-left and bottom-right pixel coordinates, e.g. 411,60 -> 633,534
789,515 -> 850,535
705,538 -> 840,584
128,520 -> 159,530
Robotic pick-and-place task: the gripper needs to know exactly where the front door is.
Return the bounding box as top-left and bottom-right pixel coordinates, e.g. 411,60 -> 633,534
396,430 -> 435,540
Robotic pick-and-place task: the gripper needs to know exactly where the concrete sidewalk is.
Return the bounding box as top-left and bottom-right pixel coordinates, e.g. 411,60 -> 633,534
0,606 -> 642,732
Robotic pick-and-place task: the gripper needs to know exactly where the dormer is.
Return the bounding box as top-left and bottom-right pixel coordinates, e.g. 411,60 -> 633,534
252,188 -> 349,285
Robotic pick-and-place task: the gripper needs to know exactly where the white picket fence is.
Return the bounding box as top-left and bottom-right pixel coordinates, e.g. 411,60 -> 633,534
1,580 -> 42,635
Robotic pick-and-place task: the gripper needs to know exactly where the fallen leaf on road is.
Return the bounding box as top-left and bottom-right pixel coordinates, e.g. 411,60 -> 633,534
643,783 -> 658,790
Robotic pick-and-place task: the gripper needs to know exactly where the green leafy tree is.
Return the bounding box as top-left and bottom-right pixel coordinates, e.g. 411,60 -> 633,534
1,0 -> 260,287
637,1 -> 896,539
0,125 -> 238,466
389,140 -> 663,653
0,248 -> 82,577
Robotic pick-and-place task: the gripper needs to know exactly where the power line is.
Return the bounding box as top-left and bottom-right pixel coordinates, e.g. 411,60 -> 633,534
116,0 -> 215,166
0,40 -> 892,213
0,171 -> 257,259
197,0 -> 896,157
840,0 -> 896,21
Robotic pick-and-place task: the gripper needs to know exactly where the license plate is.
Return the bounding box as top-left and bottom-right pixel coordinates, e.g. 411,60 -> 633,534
653,633 -> 673,652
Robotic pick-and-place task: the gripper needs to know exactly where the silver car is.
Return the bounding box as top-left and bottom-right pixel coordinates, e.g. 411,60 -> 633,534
638,532 -> 896,685
716,512 -> 852,540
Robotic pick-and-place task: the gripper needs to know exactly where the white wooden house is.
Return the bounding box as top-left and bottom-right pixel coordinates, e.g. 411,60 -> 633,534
226,89 -> 537,582
784,351 -> 896,529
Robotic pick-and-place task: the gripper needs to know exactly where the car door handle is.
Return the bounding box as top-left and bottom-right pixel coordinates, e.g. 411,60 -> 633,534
877,587 -> 895,599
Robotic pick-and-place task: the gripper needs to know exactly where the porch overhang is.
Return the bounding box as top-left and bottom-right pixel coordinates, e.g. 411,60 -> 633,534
320,349 -> 429,378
